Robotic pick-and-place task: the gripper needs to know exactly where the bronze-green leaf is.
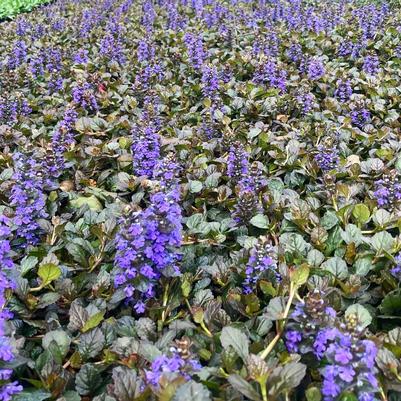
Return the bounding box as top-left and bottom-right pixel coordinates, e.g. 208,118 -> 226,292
291,264 -> 310,287
81,311 -> 105,333
38,264 -> 61,287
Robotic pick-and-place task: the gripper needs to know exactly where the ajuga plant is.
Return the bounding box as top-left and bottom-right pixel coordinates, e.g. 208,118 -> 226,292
10,152 -> 48,246
131,102 -> 161,179
145,343 -> 201,388
243,237 -> 278,294
48,107 -> 78,178
314,141 -> 340,172
232,163 -> 266,226
373,170 -> 401,210
286,290 -> 378,401
227,141 -> 249,184
0,215 -> 22,400
1,0 -> 401,399
114,154 -> 182,313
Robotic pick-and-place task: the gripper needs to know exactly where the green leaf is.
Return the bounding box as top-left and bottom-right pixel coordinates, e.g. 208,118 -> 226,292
264,297 -> 286,320
81,311 -> 105,333
248,127 -> 262,139
189,180 -> 203,193
388,327 -> 401,346
173,381 -> 212,401
37,263 -> 61,287
373,209 -> 392,227
20,256 -> 38,276
92,395 -> 117,401
267,178 -> 284,192
60,391 -> 81,401
321,257 -> 348,280
345,304 -> 372,328
354,257 -> 374,276
352,204 -> 370,224
78,327 -> 105,359
371,231 -> 394,252
0,167 -> 13,180
35,350 -> 52,373
75,117 -> 107,132
385,109 -> 400,123
339,393 -> 358,401
341,224 -> 363,246
280,233 -> 310,254
267,362 -> 306,395
42,330 -> 71,357
291,264 -> 310,287
306,387 -> 322,401
13,389 -> 51,401
68,301 -> 90,332
204,172 -> 220,188
307,249 -> 325,267
111,337 -> 140,358
325,226 -> 343,255
376,348 -> 401,379
250,214 -> 269,229
70,195 -> 103,211
321,211 -> 339,230
259,281 -> 277,297
116,316 -> 137,337
37,292 -> 60,309
186,214 -> 204,230
389,391 -> 401,401
380,291 -> 401,317
220,326 -> 249,361
111,367 -> 144,401
138,342 -> 162,361
396,155 -> 401,174
227,374 -> 261,401
181,274 -> 192,298
237,236 -> 258,249
66,243 -> 88,267
76,364 -> 103,395
255,316 -> 273,336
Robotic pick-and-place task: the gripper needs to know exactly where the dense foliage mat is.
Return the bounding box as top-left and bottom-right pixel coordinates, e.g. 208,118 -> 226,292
0,0 -> 50,19
0,0 -> 401,400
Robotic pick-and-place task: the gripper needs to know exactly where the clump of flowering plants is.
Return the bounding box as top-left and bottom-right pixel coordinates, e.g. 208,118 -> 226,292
1,0 -> 401,400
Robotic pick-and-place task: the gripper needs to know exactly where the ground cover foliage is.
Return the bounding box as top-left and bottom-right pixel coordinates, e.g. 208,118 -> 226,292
0,0 -> 51,20
1,0 -> 401,400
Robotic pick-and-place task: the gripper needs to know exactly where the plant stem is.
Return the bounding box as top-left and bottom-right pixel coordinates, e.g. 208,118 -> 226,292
185,298 -> 213,337
260,282 -> 296,359
200,320 -> 213,338
259,379 -> 268,401
260,332 -> 281,360
29,285 -> 44,292
331,195 -> 338,212
379,387 -> 387,401
158,281 -> 170,331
